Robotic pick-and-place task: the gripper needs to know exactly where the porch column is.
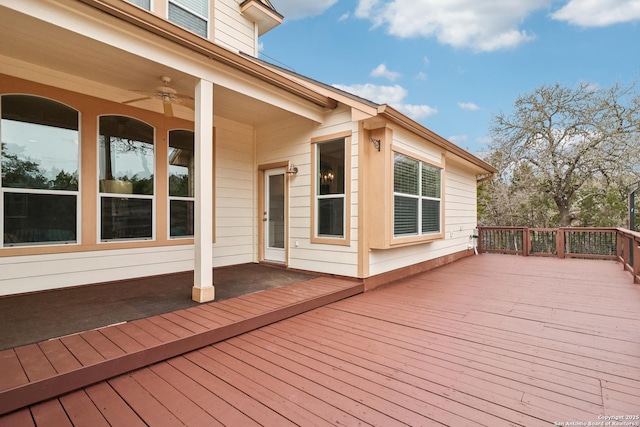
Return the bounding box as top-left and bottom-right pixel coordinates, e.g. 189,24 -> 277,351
192,78 -> 215,303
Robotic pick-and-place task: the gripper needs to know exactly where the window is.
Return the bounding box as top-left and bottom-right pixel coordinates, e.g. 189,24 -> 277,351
394,152 -> 441,237
99,116 -> 154,241
168,0 -> 208,37
315,138 -> 345,238
1,95 -> 79,247
126,0 -> 150,9
168,130 -> 194,238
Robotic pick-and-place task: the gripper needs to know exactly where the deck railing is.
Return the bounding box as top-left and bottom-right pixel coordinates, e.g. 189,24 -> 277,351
477,227 -> 640,283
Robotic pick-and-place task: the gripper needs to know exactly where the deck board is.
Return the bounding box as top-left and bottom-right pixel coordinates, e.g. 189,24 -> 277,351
0,276 -> 362,416
2,256 -> 640,425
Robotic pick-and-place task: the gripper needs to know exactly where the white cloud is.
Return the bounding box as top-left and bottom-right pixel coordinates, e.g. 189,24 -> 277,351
551,0 -> 640,26
458,101 -> 481,111
355,0 -> 551,52
449,135 -> 468,145
339,12 -> 351,22
332,83 -> 438,120
270,0 -> 338,20
415,71 -> 428,80
370,63 -> 402,81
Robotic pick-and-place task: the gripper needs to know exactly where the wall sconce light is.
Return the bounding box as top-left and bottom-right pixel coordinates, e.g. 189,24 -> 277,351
369,137 -> 381,152
287,164 -> 298,175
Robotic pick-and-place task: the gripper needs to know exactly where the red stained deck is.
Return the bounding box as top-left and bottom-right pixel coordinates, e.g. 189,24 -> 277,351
1,255 -> 639,426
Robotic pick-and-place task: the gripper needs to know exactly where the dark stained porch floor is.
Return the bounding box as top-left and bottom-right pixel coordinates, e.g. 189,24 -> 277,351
1,254 -> 639,426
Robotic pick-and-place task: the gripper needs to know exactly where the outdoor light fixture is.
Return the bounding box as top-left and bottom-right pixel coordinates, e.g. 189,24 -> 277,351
369,137 -> 381,152
287,164 -> 298,175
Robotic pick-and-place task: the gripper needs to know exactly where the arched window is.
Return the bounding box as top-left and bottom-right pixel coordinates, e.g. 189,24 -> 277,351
168,129 -> 194,238
1,95 -> 79,246
98,115 -> 154,241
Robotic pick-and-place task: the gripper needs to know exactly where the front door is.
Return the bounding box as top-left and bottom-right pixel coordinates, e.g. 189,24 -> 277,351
264,168 -> 286,263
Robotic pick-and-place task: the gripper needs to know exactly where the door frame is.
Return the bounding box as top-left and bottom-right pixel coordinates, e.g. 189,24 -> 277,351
258,161 -> 291,264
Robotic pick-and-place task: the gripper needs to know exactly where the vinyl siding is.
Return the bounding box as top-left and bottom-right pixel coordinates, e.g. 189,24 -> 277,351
213,116 -> 256,267
214,0 -> 256,54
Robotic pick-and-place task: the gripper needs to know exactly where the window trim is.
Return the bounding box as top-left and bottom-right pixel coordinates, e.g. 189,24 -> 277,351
310,131 -> 351,246
97,115 -> 156,243
0,94 -> 81,248
389,145 -> 445,247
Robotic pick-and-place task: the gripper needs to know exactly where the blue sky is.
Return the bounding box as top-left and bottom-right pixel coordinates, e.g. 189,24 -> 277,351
260,0 -> 640,156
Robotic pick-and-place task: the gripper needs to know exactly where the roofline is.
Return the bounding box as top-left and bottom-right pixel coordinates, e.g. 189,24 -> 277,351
76,0 -> 336,109
377,105 -> 498,174
245,54 -> 496,175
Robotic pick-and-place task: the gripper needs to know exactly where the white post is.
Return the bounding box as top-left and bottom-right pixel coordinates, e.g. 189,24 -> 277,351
192,78 -> 215,302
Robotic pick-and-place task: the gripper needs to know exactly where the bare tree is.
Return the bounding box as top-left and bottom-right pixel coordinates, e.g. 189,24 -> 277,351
489,82 -> 640,226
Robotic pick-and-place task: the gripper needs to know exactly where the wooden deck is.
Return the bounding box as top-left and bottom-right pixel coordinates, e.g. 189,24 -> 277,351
0,276 -> 363,417
1,254 -> 639,426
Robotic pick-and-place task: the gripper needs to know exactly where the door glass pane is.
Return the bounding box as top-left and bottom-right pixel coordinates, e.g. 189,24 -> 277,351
268,174 -> 284,248
3,192 -> 77,245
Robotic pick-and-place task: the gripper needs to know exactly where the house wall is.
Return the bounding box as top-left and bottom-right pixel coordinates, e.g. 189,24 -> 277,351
213,116 -> 256,267
256,105 -> 360,277
0,74 -> 262,295
214,0 -> 257,55
369,158 -> 478,276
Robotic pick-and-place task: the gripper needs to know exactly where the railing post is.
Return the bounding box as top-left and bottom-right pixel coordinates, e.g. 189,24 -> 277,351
477,227 -> 483,254
557,228 -> 565,259
523,228 -> 530,256
634,237 -> 640,284
617,229 -> 624,264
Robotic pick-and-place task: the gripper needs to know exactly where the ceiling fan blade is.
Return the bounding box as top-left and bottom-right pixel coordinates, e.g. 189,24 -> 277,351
122,96 -> 153,105
163,102 -> 174,118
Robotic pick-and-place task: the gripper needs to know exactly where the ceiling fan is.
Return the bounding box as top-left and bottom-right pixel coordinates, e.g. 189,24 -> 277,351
123,76 -> 193,118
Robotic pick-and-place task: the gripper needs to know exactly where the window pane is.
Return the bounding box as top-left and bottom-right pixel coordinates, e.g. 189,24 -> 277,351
126,0 -> 150,9
172,0 -> 208,16
169,3 -> 207,36
101,197 -> 152,240
3,192 -> 76,245
394,195 -> 418,236
422,199 -> 440,233
170,200 -> 194,237
422,163 -> 441,198
99,116 -> 154,196
1,95 -> 79,191
168,130 -> 194,197
318,198 -> 344,237
394,153 -> 418,195
318,139 -> 345,196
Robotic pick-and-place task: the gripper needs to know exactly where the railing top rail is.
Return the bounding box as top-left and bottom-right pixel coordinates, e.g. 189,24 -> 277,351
616,227 -> 640,239
476,226 -> 528,231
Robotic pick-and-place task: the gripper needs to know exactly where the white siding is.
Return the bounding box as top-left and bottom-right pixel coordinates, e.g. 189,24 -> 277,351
214,0 -> 256,55
0,246 -> 194,296
369,160 -> 478,276
257,107 -> 360,277
213,116 -> 256,267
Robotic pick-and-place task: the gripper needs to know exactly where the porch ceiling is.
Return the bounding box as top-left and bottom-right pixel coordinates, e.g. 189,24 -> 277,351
0,4 -> 295,126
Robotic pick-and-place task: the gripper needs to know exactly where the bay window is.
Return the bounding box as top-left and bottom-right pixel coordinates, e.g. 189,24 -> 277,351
168,129 -> 194,238
1,95 -> 79,246
99,116 -> 154,241
394,152 -> 441,237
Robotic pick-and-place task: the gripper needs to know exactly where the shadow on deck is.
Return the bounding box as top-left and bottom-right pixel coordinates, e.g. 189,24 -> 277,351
0,269 -> 363,416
